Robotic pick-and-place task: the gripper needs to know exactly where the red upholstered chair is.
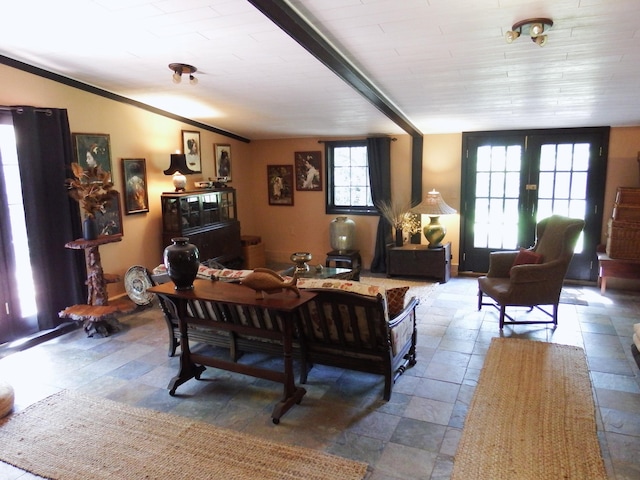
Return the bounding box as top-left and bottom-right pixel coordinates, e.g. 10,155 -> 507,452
478,215 -> 585,328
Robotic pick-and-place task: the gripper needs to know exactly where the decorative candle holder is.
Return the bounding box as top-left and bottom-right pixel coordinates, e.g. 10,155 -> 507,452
290,252 -> 312,274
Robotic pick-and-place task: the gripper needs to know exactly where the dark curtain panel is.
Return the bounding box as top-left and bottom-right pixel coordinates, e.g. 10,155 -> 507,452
368,136 -> 392,273
11,107 -> 85,330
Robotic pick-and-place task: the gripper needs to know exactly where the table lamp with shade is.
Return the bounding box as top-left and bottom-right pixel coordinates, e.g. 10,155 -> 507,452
410,189 -> 457,248
164,153 -> 196,192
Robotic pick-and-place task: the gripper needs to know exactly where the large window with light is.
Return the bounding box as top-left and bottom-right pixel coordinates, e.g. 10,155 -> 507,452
325,140 -> 376,215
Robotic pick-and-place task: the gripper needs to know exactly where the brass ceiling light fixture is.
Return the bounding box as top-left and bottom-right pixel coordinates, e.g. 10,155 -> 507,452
169,63 -> 198,85
505,18 -> 553,47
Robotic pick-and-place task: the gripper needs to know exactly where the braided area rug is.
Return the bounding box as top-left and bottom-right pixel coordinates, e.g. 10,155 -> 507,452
452,338 -> 607,480
0,390 -> 368,480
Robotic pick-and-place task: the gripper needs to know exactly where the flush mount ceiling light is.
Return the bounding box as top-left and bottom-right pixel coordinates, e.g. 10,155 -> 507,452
505,18 -> 553,47
169,63 -> 198,85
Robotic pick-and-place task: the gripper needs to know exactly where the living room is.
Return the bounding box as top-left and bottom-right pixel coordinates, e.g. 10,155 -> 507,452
1,1 -> 640,478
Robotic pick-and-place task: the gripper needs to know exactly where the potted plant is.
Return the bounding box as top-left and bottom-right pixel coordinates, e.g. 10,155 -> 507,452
376,200 -> 421,246
66,162 -> 118,240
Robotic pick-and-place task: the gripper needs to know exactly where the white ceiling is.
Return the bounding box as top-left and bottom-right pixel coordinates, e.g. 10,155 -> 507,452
1,0 -> 639,140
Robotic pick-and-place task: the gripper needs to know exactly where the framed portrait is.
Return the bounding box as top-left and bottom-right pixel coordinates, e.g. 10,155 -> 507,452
96,193 -> 124,238
214,144 -> 232,181
72,133 -> 112,173
294,151 -> 322,191
181,130 -> 201,173
267,165 -> 294,206
121,158 -> 149,215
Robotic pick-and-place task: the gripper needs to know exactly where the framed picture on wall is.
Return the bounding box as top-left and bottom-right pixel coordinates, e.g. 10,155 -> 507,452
72,133 -> 112,173
121,158 -> 149,215
214,144 -> 232,181
294,151 -> 322,191
96,193 -> 124,238
267,165 -> 294,206
181,130 -> 201,173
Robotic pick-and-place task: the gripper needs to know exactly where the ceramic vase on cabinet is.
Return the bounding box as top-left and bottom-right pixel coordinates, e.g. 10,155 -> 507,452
330,216 -> 356,253
163,237 -> 200,290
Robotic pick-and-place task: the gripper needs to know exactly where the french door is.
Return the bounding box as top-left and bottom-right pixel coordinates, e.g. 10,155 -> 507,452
460,127 -> 610,282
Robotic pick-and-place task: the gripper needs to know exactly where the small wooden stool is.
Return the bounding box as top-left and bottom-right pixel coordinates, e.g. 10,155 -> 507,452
325,250 -> 362,278
59,304 -> 121,337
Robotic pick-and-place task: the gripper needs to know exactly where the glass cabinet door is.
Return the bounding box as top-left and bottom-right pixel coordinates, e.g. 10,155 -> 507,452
201,192 -> 221,224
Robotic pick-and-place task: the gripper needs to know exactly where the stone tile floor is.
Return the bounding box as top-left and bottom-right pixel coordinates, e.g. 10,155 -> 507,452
0,275 -> 639,479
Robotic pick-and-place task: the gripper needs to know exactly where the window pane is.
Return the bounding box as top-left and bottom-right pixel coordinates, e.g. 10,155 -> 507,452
554,172 -> 571,199
490,147 -> 506,171
505,172 -> 520,197
477,146 -> 491,171
556,144 -> 574,170
476,172 -> 490,197
538,172 -> 555,198
571,172 -> 588,199
539,144 -> 556,170
489,172 -> 505,197
573,144 -> 590,170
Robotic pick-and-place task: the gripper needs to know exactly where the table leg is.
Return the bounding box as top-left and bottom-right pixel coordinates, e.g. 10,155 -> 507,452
271,312 -> 306,424
166,297 -> 206,396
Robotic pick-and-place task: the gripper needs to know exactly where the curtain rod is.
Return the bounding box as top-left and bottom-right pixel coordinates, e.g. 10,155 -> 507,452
0,106 -> 53,115
318,137 -> 397,143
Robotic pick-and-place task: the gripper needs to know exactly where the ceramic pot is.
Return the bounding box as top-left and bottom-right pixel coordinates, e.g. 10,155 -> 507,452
329,216 -> 356,252
163,237 -> 200,290
83,217 -> 99,241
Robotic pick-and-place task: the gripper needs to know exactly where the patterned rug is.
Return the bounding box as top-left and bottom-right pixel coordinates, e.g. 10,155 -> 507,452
0,390 -> 368,480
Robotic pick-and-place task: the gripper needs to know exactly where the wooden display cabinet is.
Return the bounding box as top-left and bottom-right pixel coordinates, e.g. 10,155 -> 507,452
161,188 -> 241,265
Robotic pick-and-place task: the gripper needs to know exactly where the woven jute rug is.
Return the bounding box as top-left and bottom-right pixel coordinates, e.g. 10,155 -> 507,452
0,390 -> 368,480
452,338 -> 607,480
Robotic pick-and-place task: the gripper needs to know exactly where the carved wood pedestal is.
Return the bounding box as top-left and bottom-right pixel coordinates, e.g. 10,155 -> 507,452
59,236 -> 135,336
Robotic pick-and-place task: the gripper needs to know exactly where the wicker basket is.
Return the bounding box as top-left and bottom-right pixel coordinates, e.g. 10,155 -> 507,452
606,218 -> 640,260
613,203 -> 640,222
615,187 -> 640,205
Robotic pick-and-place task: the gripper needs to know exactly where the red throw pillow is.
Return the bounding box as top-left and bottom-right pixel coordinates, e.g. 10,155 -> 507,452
511,248 -> 543,275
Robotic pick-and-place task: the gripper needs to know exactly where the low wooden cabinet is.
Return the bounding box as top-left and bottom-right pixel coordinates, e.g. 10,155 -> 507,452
387,242 -> 451,283
161,188 -> 241,265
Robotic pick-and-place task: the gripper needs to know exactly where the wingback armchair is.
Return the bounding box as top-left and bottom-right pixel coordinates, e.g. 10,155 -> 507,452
478,215 -> 585,328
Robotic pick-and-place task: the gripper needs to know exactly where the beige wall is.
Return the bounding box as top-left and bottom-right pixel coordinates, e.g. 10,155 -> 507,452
2,63 -> 640,298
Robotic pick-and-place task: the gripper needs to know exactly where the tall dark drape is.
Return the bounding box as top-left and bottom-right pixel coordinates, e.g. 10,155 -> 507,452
368,136 -> 392,273
11,107 -> 85,330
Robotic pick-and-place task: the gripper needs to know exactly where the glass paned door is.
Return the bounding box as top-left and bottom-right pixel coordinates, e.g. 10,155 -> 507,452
461,128 -> 609,281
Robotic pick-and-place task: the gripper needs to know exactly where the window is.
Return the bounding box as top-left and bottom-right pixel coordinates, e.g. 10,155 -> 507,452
325,140 -> 376,215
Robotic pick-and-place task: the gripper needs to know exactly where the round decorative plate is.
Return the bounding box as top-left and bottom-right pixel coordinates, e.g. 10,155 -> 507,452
124,266 -> 154,306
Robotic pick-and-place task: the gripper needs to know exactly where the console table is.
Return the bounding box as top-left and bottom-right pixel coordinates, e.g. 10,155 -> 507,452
147,279 -> 316,424
387,242 -> 451,283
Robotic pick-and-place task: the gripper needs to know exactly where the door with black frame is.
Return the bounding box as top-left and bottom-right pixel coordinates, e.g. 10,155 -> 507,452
459,127 -> 609,282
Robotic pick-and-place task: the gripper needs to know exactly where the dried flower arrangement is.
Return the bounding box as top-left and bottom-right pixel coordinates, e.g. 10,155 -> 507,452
66,162 -> 118,219
376,200 -> 422,236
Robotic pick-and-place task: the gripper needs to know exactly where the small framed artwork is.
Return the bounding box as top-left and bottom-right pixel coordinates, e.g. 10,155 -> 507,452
267,165 -> 294,206
181,130 -> 201,173
294,151 -> 322,191
214,144 -> 232,180
121,158 -> 149,215
96,193 -> 124,238
72,133 -> 112,173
